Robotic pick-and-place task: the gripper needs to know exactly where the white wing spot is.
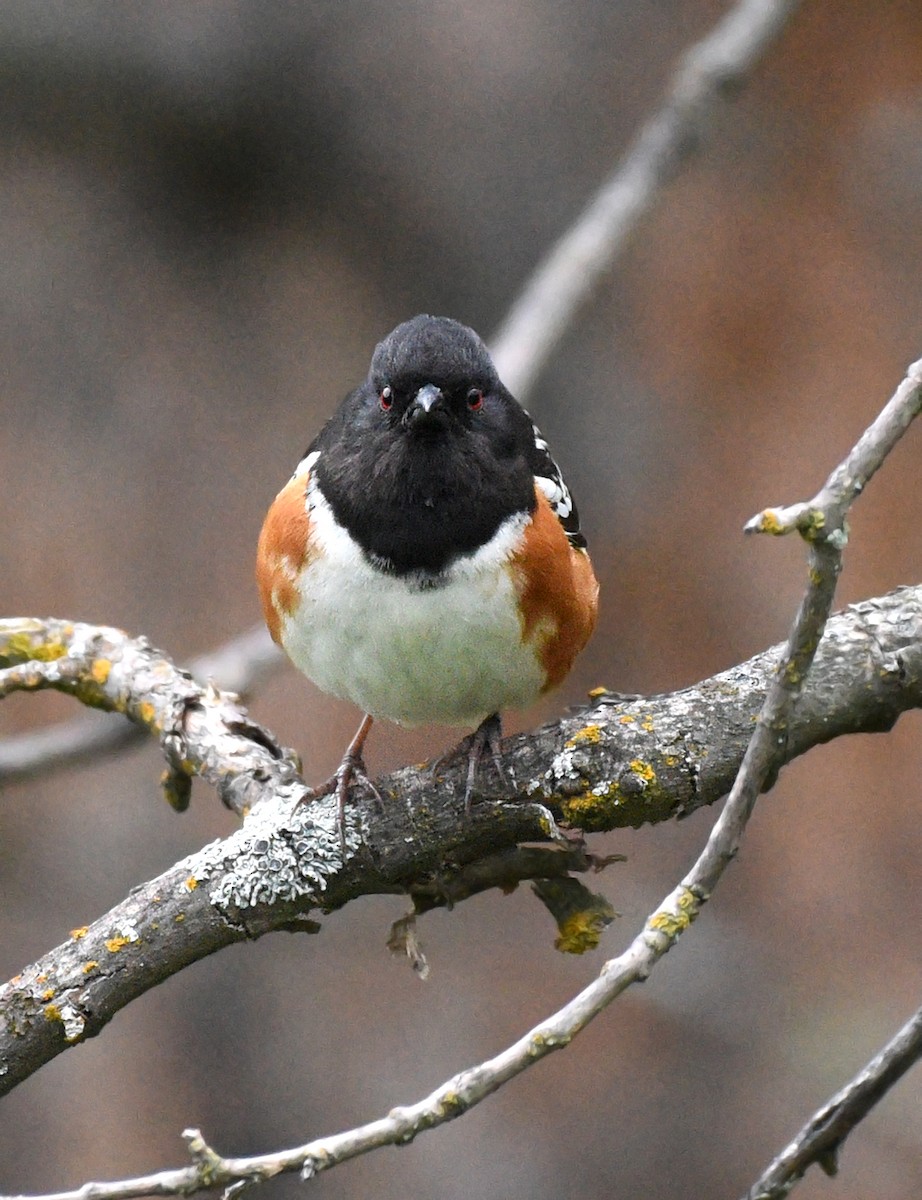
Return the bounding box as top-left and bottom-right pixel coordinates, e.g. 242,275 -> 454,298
292,449 -> 320,481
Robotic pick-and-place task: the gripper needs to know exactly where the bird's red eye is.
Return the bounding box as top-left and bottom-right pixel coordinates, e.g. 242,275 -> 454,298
379,386 -> 393,411
467,389 -> 484,411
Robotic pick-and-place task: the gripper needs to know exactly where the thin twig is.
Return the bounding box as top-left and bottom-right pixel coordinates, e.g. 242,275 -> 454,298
729,354 -> 922,1196
744,1004 -> 922,1199
490,0 -> 802,399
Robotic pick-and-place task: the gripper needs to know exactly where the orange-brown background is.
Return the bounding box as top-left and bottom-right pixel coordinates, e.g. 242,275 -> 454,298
3,3 -> 922,1197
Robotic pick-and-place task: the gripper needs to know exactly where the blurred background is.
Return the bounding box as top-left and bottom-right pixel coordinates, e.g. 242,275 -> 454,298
3,2 -> 922,1196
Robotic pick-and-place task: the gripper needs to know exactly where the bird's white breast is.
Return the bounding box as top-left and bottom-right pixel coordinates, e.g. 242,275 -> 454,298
278,477 -> 547,727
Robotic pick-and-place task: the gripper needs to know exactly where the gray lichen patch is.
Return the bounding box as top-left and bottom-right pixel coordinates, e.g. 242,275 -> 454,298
180,787 -> 361,910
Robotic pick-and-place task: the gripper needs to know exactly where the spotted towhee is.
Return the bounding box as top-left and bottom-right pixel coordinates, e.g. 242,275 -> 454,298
257,315 -> 599,827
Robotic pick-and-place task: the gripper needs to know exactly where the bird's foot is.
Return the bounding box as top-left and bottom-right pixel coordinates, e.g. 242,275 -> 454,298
299,714 -> 381,845
310,753 -> 383,842
433,712 -> 513,814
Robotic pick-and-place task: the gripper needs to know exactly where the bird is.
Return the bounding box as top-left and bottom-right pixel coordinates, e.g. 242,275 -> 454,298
256,314 -> 599,832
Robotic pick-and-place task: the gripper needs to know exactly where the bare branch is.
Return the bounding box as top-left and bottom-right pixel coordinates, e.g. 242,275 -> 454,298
490,0 -> 802,399
744,1004 -> 922,1198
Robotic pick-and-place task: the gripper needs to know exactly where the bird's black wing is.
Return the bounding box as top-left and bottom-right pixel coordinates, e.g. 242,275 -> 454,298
528,420 -> 587,550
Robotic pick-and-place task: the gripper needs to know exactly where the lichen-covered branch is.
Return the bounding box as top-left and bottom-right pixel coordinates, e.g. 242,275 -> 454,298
0,619 -> 291,818
0,622 -> 281,786
1,583 -> 920,1102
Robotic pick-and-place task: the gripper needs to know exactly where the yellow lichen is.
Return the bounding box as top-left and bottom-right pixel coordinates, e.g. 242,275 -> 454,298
555,909 -> 612,954
565,724 -> 602,748
41,988 -> 55,1002
174,913 -> 185,923
70,926 -> 89,940
797,508 -> 827,541
629,759 -> 656,784
105,935 -> 132,953
587,686 -> 609,699
618,713 -> 636,725
535,810 -> 557,838
90,658 -> 112,685
185,877 -> 198,891
647,887 -> 699,939
82,961 -> 99,974
807,507 -> 826,529
439,1092 -> 466,1119
560,781 -> 622,829
756,509 -> 785,535
136,701 -> 157,727
72,677 -> 113,711
640,713 -> 655,733
43,1004 -> 63,1023
1,631 -> 69,664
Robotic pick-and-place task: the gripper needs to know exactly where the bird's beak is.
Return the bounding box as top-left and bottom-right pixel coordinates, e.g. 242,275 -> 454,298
403,384 -> 445,429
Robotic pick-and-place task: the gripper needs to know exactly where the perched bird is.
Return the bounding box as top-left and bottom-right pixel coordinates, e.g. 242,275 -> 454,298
257,315 -> 599,828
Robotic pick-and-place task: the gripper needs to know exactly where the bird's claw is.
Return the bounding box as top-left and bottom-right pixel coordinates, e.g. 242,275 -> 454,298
433,712 -> 513,813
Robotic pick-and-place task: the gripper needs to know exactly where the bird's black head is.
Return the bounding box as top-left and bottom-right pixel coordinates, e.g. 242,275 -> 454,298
371,314 -> 496,393
367,315 -> 511,444
313,315 -> 537,578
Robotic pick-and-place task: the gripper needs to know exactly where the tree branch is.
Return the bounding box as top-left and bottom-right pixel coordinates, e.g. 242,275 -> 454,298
0,622 -> 280,785
2,573 -> 922,1102
744,1003 -> 922,1198
490,0 -> 802,399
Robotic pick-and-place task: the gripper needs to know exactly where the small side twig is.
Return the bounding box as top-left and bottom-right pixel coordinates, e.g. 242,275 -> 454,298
745,356 -> 922,539
744,1003 -> 922,1199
